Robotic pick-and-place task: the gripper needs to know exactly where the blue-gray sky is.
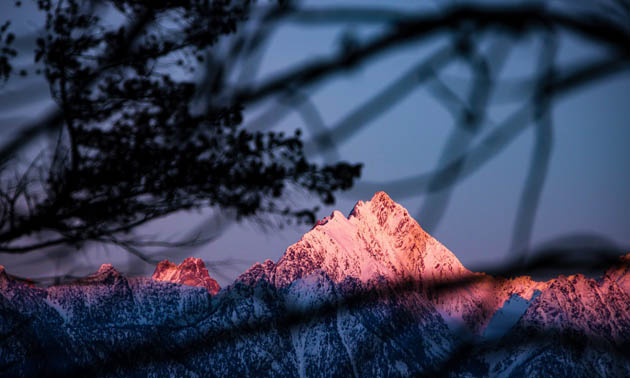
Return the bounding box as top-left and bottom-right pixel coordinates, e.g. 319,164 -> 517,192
1,0 -> 628,285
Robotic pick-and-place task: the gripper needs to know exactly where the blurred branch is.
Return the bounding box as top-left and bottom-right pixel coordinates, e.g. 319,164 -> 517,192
303,47 -> 455,157
236,3 -> 629,105
0,10 -> 154,165
353,55 -> 629,199
416,36 -> 508,231
509,34 -> 557,261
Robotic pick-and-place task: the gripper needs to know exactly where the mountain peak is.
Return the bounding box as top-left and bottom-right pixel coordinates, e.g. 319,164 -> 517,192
152,257 -> 220,295
312,210 -> 346,228
349,191 -> 400,221
272,191 -> 468,288
92,263 -> 121,279
366,190 -> 395,207
97,263 -> 117,274
264,191 -> 551,333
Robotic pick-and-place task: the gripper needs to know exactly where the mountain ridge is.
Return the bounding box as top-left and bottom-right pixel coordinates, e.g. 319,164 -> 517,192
1,191 -> 628,377
238,191 -> 550,333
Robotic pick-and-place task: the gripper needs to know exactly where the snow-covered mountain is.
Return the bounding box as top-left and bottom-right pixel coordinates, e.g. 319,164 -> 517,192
1,192 -> 628,377
241,191 -> 547,334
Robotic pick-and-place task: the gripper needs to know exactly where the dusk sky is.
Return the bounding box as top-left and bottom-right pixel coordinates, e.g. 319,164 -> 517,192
1,0 -> 628,286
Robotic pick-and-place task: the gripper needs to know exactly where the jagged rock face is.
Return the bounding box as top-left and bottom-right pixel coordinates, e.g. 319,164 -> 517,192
152,257 -> 221,295
1,192 -> 629,377
474,273 -> 630,378
521,274 -> 630,342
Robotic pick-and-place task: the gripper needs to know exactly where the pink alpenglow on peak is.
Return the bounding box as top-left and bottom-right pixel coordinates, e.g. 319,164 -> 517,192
274,191 -> 470,287
152,257 -> 221,295
261,191 -> 548,333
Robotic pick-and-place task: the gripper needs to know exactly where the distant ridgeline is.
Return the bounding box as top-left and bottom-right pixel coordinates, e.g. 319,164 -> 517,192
1,193 -> 629,377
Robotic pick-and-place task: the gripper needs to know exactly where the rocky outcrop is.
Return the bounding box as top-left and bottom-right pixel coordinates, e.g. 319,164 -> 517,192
152,257 -> 221,295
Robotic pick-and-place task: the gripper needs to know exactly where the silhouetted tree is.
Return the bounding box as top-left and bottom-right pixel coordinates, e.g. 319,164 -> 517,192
0,0 -> 362,254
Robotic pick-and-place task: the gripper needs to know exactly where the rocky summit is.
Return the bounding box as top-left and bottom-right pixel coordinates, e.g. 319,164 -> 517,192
1,192 -> 628,377
153,257 -> 221,295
